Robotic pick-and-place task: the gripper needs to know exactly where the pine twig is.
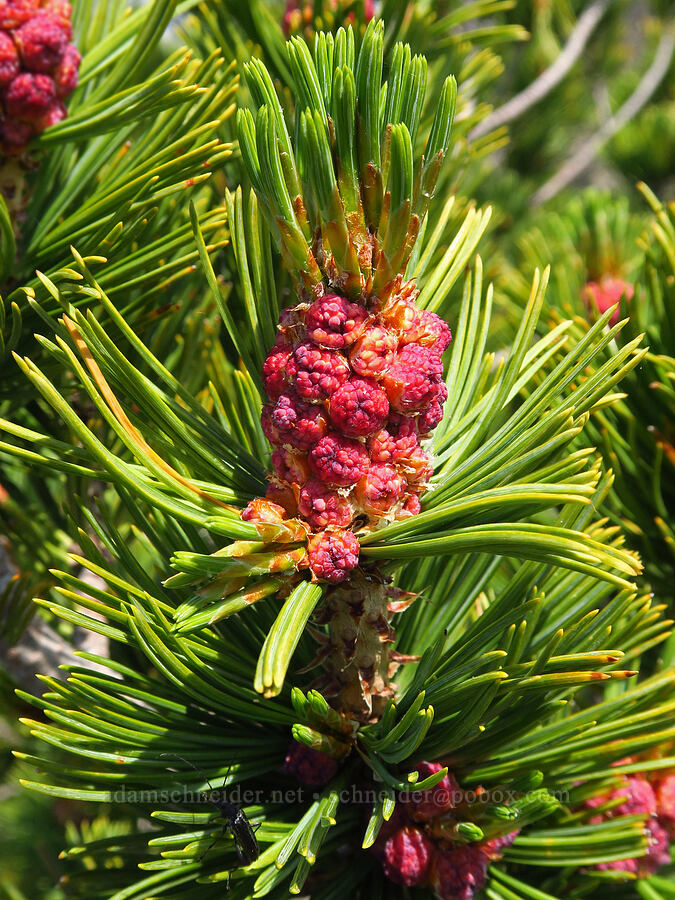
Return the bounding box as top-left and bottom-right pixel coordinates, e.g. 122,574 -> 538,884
533,29 -> 675,205
469,0 -> 612,141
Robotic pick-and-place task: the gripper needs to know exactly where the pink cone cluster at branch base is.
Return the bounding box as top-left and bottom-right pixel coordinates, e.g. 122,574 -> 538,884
581,275 -> 634,327
282,740 -> 339,788
373,762 -> 519,899
0,0 -> 79,156
246,284 -> 452,584
656,774 -> 675,838
283,0 -> 375,38
584,772 -> 674,876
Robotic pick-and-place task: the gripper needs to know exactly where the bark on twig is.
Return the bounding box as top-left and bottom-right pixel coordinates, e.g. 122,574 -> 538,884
469,0 -> 612,141
532,30 -> 675,205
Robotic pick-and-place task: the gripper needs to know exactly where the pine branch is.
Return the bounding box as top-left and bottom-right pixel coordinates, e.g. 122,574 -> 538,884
1,12 -> 673,900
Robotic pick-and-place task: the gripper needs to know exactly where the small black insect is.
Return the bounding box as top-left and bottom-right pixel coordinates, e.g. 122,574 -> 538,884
162,753 -> 260,887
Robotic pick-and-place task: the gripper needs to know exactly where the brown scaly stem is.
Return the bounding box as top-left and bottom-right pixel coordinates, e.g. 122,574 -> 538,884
307,568 -> 421,721
313,569 -> 395,720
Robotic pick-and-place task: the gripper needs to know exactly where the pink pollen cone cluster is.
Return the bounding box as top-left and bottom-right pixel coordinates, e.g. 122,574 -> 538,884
0,0 -> 79,156
655,774 -> 675,838
585,774 -> 673,876
282,0 -> 375,39
247,285 -> 452,584
581,275 -> 634,326
373,762 -> 520,899
282,739 -> 338,787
